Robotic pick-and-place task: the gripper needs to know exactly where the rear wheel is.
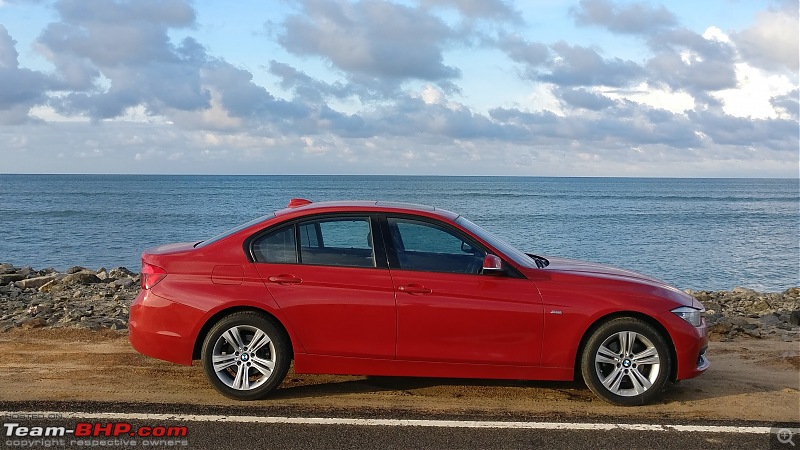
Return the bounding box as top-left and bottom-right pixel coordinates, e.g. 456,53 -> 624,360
581,317 -> 671,406
201,311 -> 290,400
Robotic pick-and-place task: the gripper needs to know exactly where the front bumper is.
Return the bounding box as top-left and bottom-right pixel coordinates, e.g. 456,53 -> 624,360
661,311 -> 710,380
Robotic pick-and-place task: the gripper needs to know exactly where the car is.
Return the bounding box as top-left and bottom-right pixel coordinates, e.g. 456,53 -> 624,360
129,199 -> 709,406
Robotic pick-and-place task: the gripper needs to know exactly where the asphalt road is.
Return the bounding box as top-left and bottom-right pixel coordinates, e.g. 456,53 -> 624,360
1,401 -> 797,450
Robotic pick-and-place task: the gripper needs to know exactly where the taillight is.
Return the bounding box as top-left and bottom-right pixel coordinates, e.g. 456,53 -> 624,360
141,262 -> 167,290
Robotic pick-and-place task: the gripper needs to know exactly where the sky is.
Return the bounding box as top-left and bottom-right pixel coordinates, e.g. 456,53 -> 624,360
0,0 -> 797,177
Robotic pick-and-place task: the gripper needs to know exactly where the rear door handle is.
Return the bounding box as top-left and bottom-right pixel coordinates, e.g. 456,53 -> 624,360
398,284 -> 432,295
268,275 -> 302,284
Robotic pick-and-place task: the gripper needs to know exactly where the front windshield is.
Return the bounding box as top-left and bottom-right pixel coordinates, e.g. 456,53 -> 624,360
455,216 -> 537,269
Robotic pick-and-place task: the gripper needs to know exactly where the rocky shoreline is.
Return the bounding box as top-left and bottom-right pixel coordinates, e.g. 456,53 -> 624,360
1,263 -> 799,341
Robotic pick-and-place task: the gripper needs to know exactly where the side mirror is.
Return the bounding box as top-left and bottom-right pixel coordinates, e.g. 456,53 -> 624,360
482,254 -> 504,273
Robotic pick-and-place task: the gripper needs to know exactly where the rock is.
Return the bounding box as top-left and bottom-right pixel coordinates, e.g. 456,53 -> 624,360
66,266 -> 90,274
732,287 -> 757,295
709,319 -> 733,335
15,275 -> 58,290
784,287 -> 800,297
759,314 -> 782,327
61,272 -> 102,286
790,310 -> 800,326
0,263 -> 15,275
109,267 -> 136,279
96,268 -> 109,280
729,316 -> 749,327
20,317 -> 47,329
744,329 -> 762,338
0,274 -> 25,285
114,278 -> 135,288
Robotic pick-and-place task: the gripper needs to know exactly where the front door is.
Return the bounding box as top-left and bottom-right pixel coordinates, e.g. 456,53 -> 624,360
385,217 -> 543,365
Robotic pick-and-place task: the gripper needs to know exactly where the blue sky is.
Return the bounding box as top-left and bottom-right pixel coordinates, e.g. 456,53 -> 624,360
0,0 -> 797,176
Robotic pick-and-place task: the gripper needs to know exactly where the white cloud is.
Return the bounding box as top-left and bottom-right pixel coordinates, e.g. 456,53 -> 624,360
734,7 -> 799,72
713,63 -> 796,119
420,85 -> 443,105
599,82 -> 695,114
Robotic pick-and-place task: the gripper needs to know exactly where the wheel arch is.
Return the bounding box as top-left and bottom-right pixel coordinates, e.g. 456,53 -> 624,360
573,311 -> 678,382
192,306 -> 294,361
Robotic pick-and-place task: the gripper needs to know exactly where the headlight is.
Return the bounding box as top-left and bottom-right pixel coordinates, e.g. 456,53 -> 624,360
671,306 -> 705,327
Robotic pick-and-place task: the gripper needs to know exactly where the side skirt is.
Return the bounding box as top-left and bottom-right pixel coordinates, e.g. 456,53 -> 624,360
293,353 -> 574,381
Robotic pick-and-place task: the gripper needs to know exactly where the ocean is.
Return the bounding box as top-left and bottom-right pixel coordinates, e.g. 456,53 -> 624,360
0,175 -> 797,292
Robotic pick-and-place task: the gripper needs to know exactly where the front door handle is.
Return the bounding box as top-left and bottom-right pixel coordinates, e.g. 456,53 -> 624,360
398,284 -> 432,295
268,274 -> 302,284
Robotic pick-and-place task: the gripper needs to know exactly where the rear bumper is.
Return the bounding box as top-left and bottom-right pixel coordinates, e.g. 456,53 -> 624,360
128,289 -> 200,366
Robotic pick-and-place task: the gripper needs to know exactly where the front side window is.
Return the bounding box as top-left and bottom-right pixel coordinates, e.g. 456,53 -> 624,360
388,218 -> 486,274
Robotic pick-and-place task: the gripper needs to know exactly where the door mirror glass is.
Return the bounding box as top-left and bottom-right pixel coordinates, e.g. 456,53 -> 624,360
482,254 -> 503,272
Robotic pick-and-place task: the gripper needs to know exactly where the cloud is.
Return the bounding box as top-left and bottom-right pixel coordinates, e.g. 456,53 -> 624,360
496,33 -> 550,70
770,89 -> 799,120
555,87 -> 615,110
733,5 -> 799,73
645,28 -> 738,94
36,0 -> 209,119
278,0 -> 460,84
0,25 -> 52,123
690,109 -> 798,151
0,0 -> 796,177
419,0 -> 519,22
540,41 -> 645,87
570,0 -> 677,35
268,60 -> 359,103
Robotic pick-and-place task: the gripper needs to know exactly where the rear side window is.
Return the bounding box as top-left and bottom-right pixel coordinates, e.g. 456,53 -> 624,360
252,226 -> 297,263
299,218 -> 375,268
252,217 -> 376,268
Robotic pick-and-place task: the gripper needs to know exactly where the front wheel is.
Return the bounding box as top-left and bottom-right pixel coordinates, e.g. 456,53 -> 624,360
581,317 -> 672,406
201,311 -> 291,400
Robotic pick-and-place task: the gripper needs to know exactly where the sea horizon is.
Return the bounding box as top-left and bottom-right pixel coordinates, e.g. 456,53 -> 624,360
2,173 -> 798,180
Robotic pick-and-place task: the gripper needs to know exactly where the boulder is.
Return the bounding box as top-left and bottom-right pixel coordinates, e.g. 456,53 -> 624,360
61,272 -> 102,286
0,274 -> 25,285
109,267 -> 136,279
15,275 -> 58,290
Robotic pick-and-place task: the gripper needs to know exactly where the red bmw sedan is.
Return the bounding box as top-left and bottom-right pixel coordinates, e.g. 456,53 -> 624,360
129,199 -> 708,405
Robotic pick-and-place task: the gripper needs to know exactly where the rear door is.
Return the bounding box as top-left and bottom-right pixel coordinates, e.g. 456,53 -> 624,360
384,216 -> 543,366
252,215 -> 396,359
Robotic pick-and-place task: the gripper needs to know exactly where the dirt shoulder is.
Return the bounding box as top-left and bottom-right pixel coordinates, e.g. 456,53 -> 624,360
0,329 -> 797,423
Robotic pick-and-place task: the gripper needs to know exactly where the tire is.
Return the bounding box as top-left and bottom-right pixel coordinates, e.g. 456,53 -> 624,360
201,311 -> 291,401
581,317 -> 672,406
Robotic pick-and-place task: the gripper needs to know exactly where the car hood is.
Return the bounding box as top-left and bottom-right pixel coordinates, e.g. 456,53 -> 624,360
542,256 -> 671,287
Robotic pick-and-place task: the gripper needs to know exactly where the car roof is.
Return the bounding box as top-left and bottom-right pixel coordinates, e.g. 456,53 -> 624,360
274,200 -> 459,221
